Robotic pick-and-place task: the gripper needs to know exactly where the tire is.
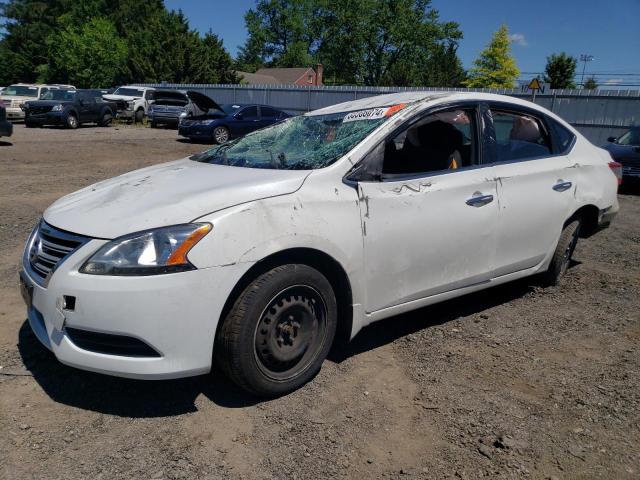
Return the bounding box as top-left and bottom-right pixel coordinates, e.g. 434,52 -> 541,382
215,264 -> 338,397
25,121 -> 37,128
212,126 -> 230,144
66,113 -> 78,129
134,109 -> 144,123
541,219 -> 581,286
150,120 -> 157,128
98,111 -> 112,127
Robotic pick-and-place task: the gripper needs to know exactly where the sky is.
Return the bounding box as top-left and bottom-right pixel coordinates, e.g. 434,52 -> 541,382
165,0 -> 640,86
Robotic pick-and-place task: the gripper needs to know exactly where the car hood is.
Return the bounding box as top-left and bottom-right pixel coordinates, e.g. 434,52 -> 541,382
44,158 -> 310,238
25,100 -> 71,107
103,94 -> 141,101
187,91 -> 223,112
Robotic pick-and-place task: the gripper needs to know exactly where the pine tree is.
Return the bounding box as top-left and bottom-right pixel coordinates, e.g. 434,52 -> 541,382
463,24 -> 520,88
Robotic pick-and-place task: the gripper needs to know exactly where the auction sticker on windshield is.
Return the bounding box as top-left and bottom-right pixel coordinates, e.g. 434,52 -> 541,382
343,104 -> 406,123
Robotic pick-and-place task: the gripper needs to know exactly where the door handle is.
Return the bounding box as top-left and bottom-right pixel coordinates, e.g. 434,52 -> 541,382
552,181 -> 572,192
465,193 -> 494,207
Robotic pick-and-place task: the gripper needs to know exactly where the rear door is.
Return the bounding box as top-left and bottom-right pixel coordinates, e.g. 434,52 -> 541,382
354,103 -> 500,313
486,103 -> 575,277
259,106 -> 279,128
77,92 -> 96,122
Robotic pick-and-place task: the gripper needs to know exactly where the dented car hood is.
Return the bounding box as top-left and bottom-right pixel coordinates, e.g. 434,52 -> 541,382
43,159 -> 309,238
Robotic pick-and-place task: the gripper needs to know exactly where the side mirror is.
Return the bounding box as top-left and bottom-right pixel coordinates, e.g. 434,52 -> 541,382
79,99 -> 86,106
235,113 -> 244,120
607,136 -> 617,143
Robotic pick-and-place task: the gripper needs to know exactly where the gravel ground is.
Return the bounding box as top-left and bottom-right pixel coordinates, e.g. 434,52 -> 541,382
1,124 -> 638,480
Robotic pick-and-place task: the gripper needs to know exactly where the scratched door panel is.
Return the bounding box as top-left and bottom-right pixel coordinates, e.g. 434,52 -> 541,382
358,168 -> 499,314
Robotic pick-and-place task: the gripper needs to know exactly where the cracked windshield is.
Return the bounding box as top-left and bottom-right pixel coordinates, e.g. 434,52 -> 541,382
190,104 -> 406,170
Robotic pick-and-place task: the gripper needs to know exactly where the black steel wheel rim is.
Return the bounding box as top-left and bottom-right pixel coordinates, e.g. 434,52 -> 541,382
254,285 -> 328,381
561,228 -> 579,275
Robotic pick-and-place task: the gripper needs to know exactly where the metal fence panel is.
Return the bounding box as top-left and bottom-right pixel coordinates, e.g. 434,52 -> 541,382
139,83 -> 640,144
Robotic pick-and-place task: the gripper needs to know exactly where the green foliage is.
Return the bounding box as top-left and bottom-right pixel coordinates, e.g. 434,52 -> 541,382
46,17 -> 127,88
236,0 -> 466,87
543,52 -> 577,89
0,0 -> 238,87
463,24 -> 520,88
583,76 -> 598,90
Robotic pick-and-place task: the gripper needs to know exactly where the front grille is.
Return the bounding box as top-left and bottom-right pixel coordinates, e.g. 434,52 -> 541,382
2,99 -> 11,107
25,221 -> 90,286
65,328 -> 161,357
28,106 -> 53,115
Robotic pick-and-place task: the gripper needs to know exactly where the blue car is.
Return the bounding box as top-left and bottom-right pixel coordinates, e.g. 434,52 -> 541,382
178,103 -> 290,144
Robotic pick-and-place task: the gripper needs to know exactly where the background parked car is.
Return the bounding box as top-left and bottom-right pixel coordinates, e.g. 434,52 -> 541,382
178,103 -> 290,143
0,83 -> 75,121
103,85 -> 155,123
603,126 -> 640,184
23,89 -> 117,129
149,90 -> 217,128
0,104 -> 13,138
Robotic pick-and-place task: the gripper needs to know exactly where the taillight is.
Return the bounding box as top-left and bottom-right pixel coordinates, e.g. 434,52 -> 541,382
608,161 -> 623,185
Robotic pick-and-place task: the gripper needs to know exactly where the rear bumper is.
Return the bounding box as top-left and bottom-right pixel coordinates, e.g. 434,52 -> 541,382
597,205 -> 618,231
0,120 -> 12,137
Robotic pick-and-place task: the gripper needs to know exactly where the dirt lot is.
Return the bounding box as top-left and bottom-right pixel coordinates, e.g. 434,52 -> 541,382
1,124 -> 638,480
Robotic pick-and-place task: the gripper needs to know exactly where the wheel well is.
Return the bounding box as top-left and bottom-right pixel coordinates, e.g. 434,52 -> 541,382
567,204 -> 599,237
216,248 -> 353,348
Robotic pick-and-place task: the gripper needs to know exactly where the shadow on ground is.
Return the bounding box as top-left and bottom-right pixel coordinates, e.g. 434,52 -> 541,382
18,277 -> 538,418
0,140 -> 12,146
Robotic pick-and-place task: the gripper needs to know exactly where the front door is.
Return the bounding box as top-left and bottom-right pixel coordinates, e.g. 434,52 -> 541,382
355,105 -> 499,313
235,106 -> 260,134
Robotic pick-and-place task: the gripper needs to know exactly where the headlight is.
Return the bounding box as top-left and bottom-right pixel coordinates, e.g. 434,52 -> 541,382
202,119 -> 217,125
179,112 -> 188,117
51,104 -> 63,112
80,223 -> 212,276
126,101 -> 135,110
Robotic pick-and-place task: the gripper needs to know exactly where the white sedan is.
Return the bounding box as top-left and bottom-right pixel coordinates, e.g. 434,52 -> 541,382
20,92 -> 620,396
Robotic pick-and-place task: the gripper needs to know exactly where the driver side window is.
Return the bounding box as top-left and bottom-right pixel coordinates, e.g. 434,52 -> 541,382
381,108 -> 477,176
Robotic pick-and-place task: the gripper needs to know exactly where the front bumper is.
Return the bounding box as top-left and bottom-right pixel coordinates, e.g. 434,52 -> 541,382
151,114 -> 181,126
25,112 -> 66,126
6,106 -> 25,120
178,125 -> 213,139
20,237 -> 248,379
0,120 -> 12,137
116,110 -> 135,119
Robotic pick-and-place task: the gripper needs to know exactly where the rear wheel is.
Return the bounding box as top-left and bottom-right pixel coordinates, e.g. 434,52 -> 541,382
215,264 -> 337,397
213,126 -> 230,144
541,219 -> 581,286
98,111 -> 112,127
66,113 -> 78,129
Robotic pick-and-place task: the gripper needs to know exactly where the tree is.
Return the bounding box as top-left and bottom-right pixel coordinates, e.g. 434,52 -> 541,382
46,17 -> 128,88
463,24 -> 520,88
583,76 -> 598,90
543,52 -> 577,89
0,0 -> 240,86
237,0 -> 465,87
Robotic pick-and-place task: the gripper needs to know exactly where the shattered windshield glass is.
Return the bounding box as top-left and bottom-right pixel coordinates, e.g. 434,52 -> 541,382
190,105 -> 405,170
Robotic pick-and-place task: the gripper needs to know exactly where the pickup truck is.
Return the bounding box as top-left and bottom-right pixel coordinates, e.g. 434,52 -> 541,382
103,86 -> 155,123
23,89 -> 117,129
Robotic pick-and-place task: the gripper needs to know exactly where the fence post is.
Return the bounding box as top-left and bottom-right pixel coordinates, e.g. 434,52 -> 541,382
307,86 -> 311,112
550,91 -> 557,113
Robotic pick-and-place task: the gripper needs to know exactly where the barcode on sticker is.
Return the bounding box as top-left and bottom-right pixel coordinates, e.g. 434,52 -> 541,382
343,108 -> 388,123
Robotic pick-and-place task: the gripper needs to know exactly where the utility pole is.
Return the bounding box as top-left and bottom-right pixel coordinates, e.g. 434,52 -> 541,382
579,54 -> 594,89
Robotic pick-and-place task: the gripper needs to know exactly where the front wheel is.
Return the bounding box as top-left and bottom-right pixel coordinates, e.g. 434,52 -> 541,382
541,219 -> 581,286
215,264 -> 337,397
134,109 -> 144,124
66,113 -> 78,129
212,126 -> 229,144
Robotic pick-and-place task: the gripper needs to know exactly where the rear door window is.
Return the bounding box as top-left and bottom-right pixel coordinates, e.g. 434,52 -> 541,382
490,109 -> 552,162
261,106 -> 278,119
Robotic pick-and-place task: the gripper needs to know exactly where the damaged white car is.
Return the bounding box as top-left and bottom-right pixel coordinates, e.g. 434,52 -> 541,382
20,92 -> 619,396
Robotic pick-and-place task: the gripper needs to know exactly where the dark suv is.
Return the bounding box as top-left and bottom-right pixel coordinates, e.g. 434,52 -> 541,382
603,127 -> 640,183
0,104 -> 12,138
23,89 -> 117,129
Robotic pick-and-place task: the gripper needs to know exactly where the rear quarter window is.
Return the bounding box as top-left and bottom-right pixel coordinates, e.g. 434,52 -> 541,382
548,118 -> 576,155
